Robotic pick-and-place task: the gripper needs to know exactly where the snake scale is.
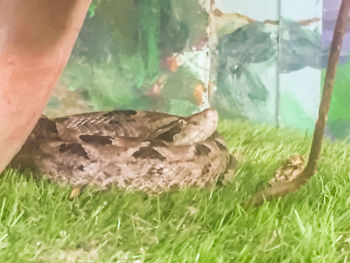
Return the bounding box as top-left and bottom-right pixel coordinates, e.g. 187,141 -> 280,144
11,108 -> 236,193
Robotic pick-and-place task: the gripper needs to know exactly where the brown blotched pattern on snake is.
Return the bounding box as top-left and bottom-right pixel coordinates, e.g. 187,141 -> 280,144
11,108 -> 236,193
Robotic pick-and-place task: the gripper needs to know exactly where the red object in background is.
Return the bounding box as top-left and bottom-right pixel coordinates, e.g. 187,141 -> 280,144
0,0 -> 91,173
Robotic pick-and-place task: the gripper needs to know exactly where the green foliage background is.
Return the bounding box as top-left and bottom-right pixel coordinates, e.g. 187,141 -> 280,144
59,0 -> 208,115
59,2 -> 349,139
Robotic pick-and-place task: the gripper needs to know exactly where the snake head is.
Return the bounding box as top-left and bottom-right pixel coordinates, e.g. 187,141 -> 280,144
172,108 -> 219,146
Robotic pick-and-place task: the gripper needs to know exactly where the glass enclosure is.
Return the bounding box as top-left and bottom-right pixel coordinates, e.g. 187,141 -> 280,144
46,0 -> 350,139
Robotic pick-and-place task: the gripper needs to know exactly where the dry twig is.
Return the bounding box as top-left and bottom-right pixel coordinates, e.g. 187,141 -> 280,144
249,0 -> 350,206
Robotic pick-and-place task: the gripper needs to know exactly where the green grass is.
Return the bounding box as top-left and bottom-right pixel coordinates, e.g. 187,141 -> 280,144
1,120 -> 350,262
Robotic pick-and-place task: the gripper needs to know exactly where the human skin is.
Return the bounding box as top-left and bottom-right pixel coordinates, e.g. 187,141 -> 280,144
0,0 -> 92,173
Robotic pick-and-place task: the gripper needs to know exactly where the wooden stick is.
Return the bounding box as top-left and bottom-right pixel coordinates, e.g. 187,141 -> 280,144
248,0 -> 350,206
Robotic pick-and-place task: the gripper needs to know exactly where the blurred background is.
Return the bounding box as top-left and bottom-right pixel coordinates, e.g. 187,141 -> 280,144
45,0 -> 350,140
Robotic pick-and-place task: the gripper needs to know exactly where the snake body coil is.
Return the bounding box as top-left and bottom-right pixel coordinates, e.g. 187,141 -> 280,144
12,108 -> 235,193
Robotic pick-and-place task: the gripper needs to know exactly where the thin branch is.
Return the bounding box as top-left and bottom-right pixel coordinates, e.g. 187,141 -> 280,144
248,0 -> 350,206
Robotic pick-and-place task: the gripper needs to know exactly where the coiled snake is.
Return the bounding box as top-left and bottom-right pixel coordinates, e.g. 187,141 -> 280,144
12,108 -> 236,193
